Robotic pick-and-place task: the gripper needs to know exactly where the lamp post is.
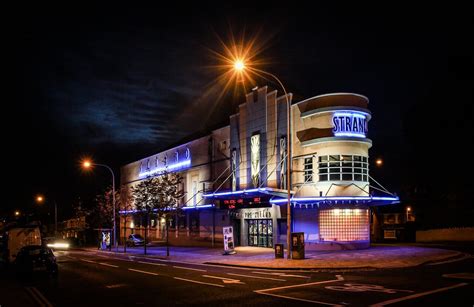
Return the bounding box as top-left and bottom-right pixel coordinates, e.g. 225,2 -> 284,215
83,160 -> 117,251
233,61 -> 293,259
36,195 -> 58,236
406,206 -> 411,222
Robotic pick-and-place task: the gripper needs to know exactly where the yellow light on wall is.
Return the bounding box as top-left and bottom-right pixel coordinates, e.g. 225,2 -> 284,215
130,221 -> 134,229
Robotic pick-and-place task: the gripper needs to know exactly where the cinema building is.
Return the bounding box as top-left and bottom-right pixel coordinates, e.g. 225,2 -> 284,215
120,87 -> 399,250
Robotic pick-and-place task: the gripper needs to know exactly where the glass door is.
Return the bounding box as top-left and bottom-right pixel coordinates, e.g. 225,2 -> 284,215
247,219 -> 273,247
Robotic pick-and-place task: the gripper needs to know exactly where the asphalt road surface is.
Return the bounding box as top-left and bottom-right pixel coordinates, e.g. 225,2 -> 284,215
1,248 -> 473,306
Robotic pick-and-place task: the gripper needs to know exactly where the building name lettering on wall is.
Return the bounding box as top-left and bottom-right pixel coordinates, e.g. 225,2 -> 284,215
244,208 -> 271,219
332,112 -> 368,138
139,147 -> 191,178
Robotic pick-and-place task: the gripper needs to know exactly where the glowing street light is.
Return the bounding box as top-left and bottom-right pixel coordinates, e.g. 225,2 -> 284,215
35,195 -> 58,236
231,58 -> 293,259
14,210 -> 20,216
234,59 -> 245,71
376,158 -> 383,167
82,159 -> 117,251
406,206 -> 411,221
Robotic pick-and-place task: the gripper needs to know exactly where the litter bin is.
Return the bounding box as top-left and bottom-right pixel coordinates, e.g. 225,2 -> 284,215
291,232 -> 305,259
274,243 -> 284,258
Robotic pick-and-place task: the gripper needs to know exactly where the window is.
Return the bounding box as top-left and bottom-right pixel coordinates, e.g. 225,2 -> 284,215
304,157 -> 313,182
318,155 -> 369,182
319,209 -> 369,241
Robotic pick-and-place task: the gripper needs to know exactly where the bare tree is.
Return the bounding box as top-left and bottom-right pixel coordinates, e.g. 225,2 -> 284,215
120,185 -> 134,253
131,170 -> 184,256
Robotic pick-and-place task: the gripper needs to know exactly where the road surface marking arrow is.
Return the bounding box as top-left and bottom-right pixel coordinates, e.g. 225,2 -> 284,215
202,275 -> 245,284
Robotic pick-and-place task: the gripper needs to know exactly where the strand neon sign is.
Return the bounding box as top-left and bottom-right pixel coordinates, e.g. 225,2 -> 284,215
333,112 -> 368,138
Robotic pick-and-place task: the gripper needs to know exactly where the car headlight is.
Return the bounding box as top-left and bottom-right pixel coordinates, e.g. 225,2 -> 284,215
47,243 -> 70,249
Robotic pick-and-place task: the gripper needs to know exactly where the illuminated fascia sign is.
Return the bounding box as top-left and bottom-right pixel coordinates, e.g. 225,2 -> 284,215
333,112 -> 368,138
139,148 -> 191,178
270,196 -> 399,204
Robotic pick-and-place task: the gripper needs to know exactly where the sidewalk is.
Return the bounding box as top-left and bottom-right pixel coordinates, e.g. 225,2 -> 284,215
86,244 -> 465,270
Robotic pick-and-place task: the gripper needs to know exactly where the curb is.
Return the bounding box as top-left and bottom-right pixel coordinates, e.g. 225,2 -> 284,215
203,261 -> 376,271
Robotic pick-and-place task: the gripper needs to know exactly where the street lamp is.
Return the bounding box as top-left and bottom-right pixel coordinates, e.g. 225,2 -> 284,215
232,60 -> 293,259
82,159 -> 117,251
14,210 -> 20,217
406,206 -> 411,222
35,194 -> 58,236
375,158 -> 383,167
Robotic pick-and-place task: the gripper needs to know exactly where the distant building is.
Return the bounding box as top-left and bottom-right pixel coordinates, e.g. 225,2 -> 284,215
120,87 -> 398,249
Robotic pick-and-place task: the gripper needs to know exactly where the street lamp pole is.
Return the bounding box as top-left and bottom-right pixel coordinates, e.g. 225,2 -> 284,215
232,61 -> 293,258
97,163 -> 116,251
85,162 -> 117,251
245,68 -> 293,259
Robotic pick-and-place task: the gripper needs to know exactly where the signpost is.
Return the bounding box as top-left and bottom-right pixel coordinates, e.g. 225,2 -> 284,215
223,226 -> 236,255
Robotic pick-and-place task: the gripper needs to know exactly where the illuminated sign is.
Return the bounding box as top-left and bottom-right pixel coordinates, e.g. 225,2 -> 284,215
222,197 -> 263,209
332,112 -> 368,138
139,147 -> 191,178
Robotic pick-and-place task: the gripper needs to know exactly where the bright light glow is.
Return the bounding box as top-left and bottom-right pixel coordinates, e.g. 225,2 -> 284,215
14,211 -> 20,216
130,221 -> 134,229
203,188 -> 268,198
83,160 -> 92,168
36,195 -> 44,203
320,209 -> 369,242
269,196 -> 400,204
139,159 -> 191,178
333,111 -> 368,138
47,243 -> 70,249
182,204 -> 215,210
234,60 -> 245,71
376,159 -> 383,166
407,207 -> 411,212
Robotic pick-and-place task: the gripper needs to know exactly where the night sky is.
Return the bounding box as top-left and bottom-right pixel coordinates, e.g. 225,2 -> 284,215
5,4 -> 473,226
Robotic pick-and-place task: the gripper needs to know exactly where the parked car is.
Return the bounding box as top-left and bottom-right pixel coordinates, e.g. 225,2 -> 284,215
15,245 -> 58,277
126,234 -> 145,247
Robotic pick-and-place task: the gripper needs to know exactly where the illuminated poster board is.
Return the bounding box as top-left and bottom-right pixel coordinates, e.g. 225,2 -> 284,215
223,226 -> 236,255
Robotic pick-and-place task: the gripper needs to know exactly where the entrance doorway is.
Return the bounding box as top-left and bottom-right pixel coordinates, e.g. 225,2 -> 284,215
248,219 -> 273,247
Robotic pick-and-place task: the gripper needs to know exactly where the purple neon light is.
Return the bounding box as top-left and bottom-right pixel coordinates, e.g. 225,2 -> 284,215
119,204 -> 215,214
203,188 -> 268,198
269,196 -> 399,204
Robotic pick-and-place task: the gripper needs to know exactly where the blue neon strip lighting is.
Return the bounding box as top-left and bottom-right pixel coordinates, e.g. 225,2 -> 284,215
203,188 -> 268,198
182,204 -> 215,210
119,204 -> 215,214
269,196 -> 399,204
333,112 -> 367,118
139,159 -> 191,178
334,132 -> 367,138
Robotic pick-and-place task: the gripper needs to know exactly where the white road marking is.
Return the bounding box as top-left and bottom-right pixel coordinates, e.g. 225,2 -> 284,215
106,284 -> 127,289
227,272 -> 286,281
256,291 -> 343,306
25,287 -> 54,307
256,275 -> 344,292
427,254 -> 472,265
369,283 -> 469,307
442,272 -> 474,280
80,258 -> 97,264
128,268 -> 159,276
99,262 -> 119,268
174,277 -> 224,288
173,265 -> 207,272
326,283 -> 413,293
137,261 -> 167,266
252,271 -> 308,278
202,275 -> 245,284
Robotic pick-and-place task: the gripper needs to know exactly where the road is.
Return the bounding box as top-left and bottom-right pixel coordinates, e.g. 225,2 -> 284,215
1,247 -> 473,306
